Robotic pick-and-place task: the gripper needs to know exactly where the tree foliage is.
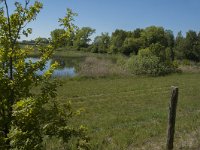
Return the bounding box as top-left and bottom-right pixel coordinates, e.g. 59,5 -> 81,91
127,45 -> 178,76
141,26 -> 167,47
91,32 -> 110,53
51,29 -> 69,48
50,21 -> 200,63
50,8 -> 77,49
174,30 -> 200,61
73,27 -> 95,50
109,29 -> 127,53
0,0 -> 89,149
184,30 -> 200,61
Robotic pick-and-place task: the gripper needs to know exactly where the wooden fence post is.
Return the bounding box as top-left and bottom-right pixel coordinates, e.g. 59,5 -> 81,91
166,86 -> 179,150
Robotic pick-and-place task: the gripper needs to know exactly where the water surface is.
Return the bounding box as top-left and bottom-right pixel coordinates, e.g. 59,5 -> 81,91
26,57 -> 84,77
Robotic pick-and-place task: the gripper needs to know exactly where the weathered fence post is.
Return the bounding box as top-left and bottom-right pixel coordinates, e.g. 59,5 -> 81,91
166,86 -> 179,150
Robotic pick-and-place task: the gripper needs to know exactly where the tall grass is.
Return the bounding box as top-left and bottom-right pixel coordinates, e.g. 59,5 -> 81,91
78,57 -> 128,77
178,60 -> 200,73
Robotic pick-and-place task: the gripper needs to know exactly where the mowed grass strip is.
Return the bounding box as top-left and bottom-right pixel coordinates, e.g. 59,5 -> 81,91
57,73 -> 200,149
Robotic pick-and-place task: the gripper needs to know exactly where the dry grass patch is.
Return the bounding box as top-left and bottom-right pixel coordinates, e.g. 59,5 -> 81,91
78,57 -> 128,77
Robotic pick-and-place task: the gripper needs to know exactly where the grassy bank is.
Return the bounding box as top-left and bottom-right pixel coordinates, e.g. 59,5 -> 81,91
50,73 -> 200,149
28,48 -> 123,59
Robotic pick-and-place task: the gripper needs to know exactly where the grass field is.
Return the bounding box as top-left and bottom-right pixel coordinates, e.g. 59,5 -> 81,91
48,73 -> 200,149
28,49 -> 200,149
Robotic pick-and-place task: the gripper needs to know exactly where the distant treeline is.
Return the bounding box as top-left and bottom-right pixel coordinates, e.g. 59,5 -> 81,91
20,37 -> 50,45
23,26 -> 200,62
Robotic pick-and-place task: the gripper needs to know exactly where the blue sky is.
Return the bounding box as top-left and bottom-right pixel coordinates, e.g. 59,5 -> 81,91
9,0 -> 200,40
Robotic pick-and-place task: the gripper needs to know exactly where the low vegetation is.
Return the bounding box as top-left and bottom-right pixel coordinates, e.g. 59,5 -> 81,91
56,73 -> 200,149
1,0 -> 200,149
78,57 -> 127,77
126,43 -> 179,76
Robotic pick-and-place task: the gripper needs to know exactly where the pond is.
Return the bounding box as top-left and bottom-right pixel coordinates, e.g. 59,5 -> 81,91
26,55 -> 119,77
26,57 -> 85,77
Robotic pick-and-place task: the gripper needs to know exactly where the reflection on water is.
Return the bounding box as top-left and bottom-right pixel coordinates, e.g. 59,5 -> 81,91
26,57 -> 85,77
26,56 -> 118,77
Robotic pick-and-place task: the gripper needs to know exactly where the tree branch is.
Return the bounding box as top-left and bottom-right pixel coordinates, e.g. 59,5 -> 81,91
13,0 -> 30,47
3,0 -> 12,43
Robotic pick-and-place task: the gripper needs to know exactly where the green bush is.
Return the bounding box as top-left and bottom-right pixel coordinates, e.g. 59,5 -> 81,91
126,43 -> 179,76
116,55 -> 127,67
126,55 -> 178,76
8,95 -> 90,150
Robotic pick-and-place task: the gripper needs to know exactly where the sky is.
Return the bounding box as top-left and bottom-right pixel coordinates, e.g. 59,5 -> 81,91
6,0 -> 200,40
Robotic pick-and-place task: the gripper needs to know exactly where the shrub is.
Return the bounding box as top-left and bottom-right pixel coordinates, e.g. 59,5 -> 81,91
126,55 -> 178,76
126,43 -> 179,76
116,55 -> 127,67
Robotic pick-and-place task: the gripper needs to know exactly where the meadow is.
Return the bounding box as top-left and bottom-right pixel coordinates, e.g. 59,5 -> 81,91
27,50 -> 200,149
1,1 -> 200,149
45,72 -> 200,149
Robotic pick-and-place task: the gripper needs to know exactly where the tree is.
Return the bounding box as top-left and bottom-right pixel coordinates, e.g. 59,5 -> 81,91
175,30 -> 200,61
184,30 -> 200,61
174,31 -> 185,59
35,37 -> 49,44
122,37 -> 142,55
0,1 -> 88,149
50,29 -> 68,48
126,27 -> 178,76
109,29 -> 128,53
119,29 -> 143,55
73,27 -> 95,50
21,39 -> 35,45
132,28 -> 143,38
50,8 -> 77,49
141,26 -> 168,48
92,32 -> 110,53
165,30 -> 175,61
